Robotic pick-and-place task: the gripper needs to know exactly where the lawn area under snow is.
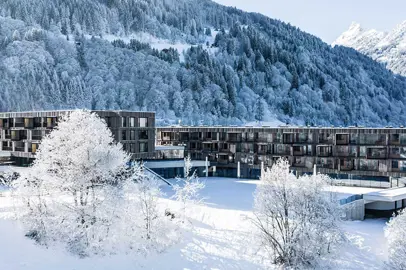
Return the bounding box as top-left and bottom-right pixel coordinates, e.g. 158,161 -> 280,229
0,177 -> 389,269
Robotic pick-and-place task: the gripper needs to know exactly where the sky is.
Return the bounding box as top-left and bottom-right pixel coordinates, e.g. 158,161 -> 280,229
213,0 -> 406,44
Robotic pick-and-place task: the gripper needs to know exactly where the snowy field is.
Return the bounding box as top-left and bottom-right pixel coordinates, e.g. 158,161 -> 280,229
0,178 -> 388,269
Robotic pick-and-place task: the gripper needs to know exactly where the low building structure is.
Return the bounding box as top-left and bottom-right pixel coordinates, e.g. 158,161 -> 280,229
157,126 -> 406,182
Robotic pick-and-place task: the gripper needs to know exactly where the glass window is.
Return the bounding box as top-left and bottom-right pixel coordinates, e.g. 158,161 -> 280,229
130,130 -> 136,140
130,144 -> 136,153
139,142 -> 148,153
139,130 -> 148,140
104,117 -> 111,127
122,130 -> 127,140
122,117 -> 127,127
139,118 -> 148,128
129,117 -> 135,127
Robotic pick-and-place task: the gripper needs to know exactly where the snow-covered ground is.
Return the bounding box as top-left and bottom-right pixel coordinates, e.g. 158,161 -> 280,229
0,178 -> 389,269
83,29 -> 219,63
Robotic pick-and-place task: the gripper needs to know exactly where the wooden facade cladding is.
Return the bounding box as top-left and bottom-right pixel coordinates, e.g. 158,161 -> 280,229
0,110 -> 156,163
157,126 -> 406,178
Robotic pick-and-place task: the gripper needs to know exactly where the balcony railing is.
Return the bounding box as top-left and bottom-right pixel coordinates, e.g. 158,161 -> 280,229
14,147 -> 25,152
2,146 -> 12,151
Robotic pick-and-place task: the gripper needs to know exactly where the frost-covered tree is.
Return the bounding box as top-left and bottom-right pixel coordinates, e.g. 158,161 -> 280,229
252,159 -> 343,268
13,110 -> 129,255
13,110 -> 178,256
385,210 -> 406,270
172,156 -> 205,220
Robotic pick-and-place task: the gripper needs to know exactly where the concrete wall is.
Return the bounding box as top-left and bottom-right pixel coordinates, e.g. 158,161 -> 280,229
365,201 -> 397,211
343,200 -> 365,221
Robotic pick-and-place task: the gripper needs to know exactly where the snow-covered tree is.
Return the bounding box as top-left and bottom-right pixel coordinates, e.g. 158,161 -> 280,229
13,110 -> 179,256
172,155 -> 205,220
252,159 -> 343,268
13,110 -> 129,255
385,210 -> 406,270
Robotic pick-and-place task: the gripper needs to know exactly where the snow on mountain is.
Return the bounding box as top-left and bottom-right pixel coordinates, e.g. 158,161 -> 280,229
334,21 -> 406,76
1,1 -> 406,126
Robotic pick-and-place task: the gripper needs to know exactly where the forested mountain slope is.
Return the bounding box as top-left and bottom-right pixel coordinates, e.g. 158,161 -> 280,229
0,0 -> 405,126
334,21 -> 406,77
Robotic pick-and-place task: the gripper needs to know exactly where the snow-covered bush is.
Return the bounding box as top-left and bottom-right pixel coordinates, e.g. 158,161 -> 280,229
252,159 -> 343,268
13,110 -> 178,256
172,155 -> 205,220
385,210 -> 406,270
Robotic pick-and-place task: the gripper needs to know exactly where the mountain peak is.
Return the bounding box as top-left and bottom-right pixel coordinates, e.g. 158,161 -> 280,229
332,22 -> 365,48
348,22 -> 363,32
333,20 -> 406,76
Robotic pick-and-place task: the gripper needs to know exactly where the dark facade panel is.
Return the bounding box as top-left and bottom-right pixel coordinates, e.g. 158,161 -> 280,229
0,110 -> 156,164
157,126 -> 406,179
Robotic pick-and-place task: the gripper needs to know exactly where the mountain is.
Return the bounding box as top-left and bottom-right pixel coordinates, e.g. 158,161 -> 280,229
0,0 -> 406,127
334,21 -> 406,76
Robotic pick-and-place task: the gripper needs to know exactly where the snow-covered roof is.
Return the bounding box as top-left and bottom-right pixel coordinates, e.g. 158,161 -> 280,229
363,187 -> 406,202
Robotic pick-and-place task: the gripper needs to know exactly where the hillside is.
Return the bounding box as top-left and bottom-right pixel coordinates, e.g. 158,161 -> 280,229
0,0 -> 405,126
334,21 -> 406,76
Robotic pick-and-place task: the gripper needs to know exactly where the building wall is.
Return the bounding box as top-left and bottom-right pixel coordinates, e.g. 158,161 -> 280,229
156,126 -> 406,180
0,110 -> 155,164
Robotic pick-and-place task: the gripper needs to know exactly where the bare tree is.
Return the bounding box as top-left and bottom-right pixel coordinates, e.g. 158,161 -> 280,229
172,155 -> 205,221
252,159 -> 343,268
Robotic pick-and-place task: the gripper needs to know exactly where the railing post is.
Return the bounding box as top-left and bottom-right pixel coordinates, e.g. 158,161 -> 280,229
237,161 -> 241,178
205,156 -> 209,178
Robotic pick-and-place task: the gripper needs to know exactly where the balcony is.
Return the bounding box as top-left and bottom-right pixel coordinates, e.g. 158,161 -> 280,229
319,133 -> 333,144
227,133 -> 241,142
389,134 -> 400,145
283,133 -> 294,144
316,158 -> 334,169
336,134 -> 349,145
336,146 -> 350,157
317,146 -> 331,157
14,119 -> 25,128
32,135 -> 42,141
359,159 -> 379,172
0,119 -> 10,129
2,146 -> 12,151
274,145 -> 291,156
359,134 -> 387,145
180,133 -> 190,141
367,148 -> 387,159
338,159 -> 354,171
15,147 -> 25,152
292,146 -> 304,156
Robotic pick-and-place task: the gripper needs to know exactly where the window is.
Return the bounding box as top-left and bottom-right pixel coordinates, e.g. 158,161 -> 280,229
139,130 -> 148,140
392,161 -> 399,169
104,117 -> 112,127
129,117 -> 135,127
122,117 -> 127,127
130,130 -> 136,140
122,130 -> 127,140
130,143 -> 135,153
139,142 -> 148,153
139,117 -> 148,128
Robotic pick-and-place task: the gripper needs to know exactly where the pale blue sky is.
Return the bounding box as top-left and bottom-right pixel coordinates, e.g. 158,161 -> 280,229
214,0 -> 405,43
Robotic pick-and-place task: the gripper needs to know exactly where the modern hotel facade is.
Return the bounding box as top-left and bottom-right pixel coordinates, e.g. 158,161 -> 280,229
157,126 -> 406,180
0,110 -> 156,165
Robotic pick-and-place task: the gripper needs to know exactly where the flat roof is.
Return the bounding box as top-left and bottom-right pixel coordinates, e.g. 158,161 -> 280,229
157,126 -> 406,132
363,187 -> 406,202
0,110 -> 155,118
